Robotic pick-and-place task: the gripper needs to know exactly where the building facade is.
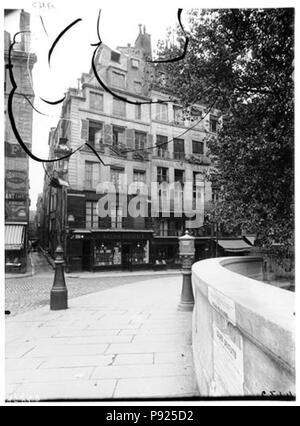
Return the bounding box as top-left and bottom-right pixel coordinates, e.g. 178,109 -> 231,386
4,10 -> 36,273
41,27 -> 247,272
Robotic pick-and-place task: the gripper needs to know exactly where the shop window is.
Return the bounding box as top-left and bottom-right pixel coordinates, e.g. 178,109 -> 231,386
94,241 -> 122,266
174,138 -> 185,160
88,120 -> 103,147
112,71 -> 126,89
155,103 -> 168,122
192,140 -> 204,155
131,242 -> 149,265
135,132 -> 146,151
90,92 -> 103,110
113,98 -> 126,117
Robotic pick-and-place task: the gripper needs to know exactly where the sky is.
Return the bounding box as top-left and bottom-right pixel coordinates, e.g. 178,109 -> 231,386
4,0 -> 183,208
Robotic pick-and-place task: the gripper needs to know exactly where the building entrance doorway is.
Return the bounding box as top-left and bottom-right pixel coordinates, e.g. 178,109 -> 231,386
122,244 -> 132,270
82,240 -> 92,271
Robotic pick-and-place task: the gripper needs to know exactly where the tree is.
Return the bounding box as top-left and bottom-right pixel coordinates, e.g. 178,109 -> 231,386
155,9 -> 294,258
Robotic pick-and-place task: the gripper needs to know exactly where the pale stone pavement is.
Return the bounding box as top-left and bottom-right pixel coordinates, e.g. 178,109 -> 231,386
6,276 -> 200,401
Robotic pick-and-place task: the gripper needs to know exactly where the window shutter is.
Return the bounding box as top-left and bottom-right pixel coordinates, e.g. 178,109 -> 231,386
125,129 -> 135,149
104,124 -> 112,145
81,119 -> 89,141
147,133 -> 153,149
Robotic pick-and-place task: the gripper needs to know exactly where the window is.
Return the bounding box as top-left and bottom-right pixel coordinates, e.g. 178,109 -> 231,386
157,167 -> 169,183
86,201 -> 99,229
156,135 -> 168,158
134,81 -> 142,94
209,115 -> 218,133
131,59 -> 139,68
111,167 -> 125,191
85,162 -> 93,189
135,132 -> 146,151
173,106 -> 184,125
192,140 -> 204,155
175,169 -> 185,185
135,104 -> 142,120
113,98 -> 126,117
159,221 -> 168,236
112,126 -> 125,147
90,92 -> 103,110
112,71 -> 125,89
88,121 -> 103,147
133,170 -> 146,183
155,103 -> 168,121
111,207 -> 123,229
111,51 -> 120,63
174,138 -> 185,160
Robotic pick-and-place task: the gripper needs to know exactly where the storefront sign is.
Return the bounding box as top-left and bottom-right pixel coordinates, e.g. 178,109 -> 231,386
212,325 -> 244,397
5,142 -> 30,158
208,287 -> 236,325
6,200 -> 27,222
5,170 -> 27,192
5,192 -> 27,201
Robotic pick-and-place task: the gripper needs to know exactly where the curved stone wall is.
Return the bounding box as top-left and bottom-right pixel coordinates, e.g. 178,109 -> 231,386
192,256 -> 295,398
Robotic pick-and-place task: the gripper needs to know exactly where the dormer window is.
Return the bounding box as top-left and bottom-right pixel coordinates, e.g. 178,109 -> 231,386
112,71 -> 126,89
111,51 -> 121,63
131,59 -> 139,68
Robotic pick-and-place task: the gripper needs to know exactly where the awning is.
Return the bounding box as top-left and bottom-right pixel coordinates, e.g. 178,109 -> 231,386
5,225 -> 25,250
217,239 -> 252,253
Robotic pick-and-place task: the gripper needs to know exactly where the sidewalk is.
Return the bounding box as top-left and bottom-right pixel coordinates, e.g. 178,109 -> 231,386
66,270 -> 181,279
5,276 -> 199,401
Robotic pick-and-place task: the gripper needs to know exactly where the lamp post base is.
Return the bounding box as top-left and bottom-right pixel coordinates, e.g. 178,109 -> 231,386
50,245 -> 68,311
178,300 -> 194,312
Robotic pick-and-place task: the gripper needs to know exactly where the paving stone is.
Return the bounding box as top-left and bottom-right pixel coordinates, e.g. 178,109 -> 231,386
8,379 -> 117,401
23,343 -> 109,358
38,355 -> 115,369
106,343 -> 191,355
7,367 -> 94,384
6,359 -> 44,371
113,354 -> 154,366
114,376 -> 200,399
91,363 -> 193,380
154,351 -> 194,365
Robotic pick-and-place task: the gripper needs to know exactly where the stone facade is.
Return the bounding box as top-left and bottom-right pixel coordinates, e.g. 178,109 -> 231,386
4,10 -> 37,273
42,27 -> 218,272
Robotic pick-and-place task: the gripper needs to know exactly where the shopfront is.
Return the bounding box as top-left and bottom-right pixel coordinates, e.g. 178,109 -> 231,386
5,223 -> 27,273
67,230 -> 153,272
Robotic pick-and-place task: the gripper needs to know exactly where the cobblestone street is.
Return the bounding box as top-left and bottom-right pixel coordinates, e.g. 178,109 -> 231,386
5,252 -> 162,316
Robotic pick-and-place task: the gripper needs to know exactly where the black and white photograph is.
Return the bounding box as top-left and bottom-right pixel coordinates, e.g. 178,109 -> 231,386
1,0 -> 297,408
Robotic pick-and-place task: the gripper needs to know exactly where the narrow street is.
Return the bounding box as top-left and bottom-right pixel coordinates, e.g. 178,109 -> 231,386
5,251 -> 162,317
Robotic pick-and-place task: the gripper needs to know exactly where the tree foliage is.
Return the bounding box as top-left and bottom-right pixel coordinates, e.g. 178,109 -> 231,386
155,9 -> 294,254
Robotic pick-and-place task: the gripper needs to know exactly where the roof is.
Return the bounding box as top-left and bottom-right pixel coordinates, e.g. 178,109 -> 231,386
217,239 -> 252,253
5,225 -> 25,250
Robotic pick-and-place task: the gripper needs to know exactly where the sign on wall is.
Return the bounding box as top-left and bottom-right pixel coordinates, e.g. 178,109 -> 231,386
208,287 -> 236,325
212,325 -> 244,397
5,170 -> 27,192
5,142 -> 31,158
5,200 -> 28,222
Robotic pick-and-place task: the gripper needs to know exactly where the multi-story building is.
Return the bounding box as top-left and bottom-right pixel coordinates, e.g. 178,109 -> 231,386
4,10 -> 36,273
42,26 -> 224,272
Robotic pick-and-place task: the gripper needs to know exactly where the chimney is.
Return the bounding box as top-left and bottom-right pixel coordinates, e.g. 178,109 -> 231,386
138,24 -> 142,34
135,24 -> 152,60
20,10 -> 30,52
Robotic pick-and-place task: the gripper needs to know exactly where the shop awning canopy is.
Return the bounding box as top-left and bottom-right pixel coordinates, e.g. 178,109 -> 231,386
217,239 -> 252,253
5,225 -> 25,250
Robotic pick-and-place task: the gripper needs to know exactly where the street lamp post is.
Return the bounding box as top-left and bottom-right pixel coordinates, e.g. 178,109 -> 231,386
49,142 -> 70,311
178,230 -> 196,312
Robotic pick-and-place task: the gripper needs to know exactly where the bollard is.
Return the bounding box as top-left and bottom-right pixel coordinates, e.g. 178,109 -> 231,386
178,231 -> 195,312
50,245 -> 68,310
